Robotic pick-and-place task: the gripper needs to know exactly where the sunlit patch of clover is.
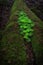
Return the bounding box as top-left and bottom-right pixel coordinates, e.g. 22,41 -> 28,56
18,11 -> 35,42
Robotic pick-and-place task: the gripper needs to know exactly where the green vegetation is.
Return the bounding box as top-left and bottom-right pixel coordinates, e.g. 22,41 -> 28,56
18,11 -> 35,42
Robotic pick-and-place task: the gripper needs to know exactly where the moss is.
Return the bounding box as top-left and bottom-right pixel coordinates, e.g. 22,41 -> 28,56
18,11 -> 35,42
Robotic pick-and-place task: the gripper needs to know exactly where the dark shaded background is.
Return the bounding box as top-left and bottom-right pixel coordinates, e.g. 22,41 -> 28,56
24,0 -> 43,20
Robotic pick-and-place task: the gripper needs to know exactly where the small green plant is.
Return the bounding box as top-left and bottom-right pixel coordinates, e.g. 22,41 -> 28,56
18,11 -> 35,42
